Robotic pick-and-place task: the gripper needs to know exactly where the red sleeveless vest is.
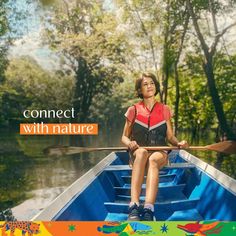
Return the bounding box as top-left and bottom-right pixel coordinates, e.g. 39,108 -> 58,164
131,102 -> 167,146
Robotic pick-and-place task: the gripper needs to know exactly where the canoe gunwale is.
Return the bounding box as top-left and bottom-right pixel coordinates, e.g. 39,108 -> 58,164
31,152 -> 118,220
31,150 -> 236,221
104,163 -> 195,171
179,150 -> 236,196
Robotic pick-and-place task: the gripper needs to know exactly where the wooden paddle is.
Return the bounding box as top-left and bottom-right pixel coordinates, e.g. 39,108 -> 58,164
44,140 -> 236,156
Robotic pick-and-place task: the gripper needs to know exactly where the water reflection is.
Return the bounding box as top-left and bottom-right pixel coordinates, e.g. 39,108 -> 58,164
0,130 -> 32,212
177,130 -> 236,178
0,126 -> 123,219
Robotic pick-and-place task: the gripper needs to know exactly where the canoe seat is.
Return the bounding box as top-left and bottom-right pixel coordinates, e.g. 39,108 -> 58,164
114,183 -> 186,196
104,198 -> 201,221
104,163 -> 195,171
105,208 -> 203,221
121,173 -> 176,184
104,198 -> 200,213
116,190 -> 187,203
167,209 -> 203,221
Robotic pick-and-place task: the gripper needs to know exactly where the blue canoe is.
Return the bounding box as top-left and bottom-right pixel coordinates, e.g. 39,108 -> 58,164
32,150 -> 236,221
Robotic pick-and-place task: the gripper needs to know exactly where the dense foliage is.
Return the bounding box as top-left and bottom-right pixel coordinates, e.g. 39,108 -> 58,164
0,57 -> 74,125
0,0 -> 235,139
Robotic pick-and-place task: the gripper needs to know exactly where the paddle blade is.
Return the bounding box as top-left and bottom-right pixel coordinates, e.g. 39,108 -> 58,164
206,141 -> 236,154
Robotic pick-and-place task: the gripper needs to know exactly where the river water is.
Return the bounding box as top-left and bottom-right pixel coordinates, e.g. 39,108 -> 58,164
0,127 -> 235,220
0,126 -> 123,220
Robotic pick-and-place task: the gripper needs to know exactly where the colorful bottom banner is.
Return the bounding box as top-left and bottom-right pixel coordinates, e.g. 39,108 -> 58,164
0,221 -> 236,236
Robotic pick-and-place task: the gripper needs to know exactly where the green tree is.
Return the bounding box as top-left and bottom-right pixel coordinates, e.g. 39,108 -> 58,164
0,0 -> 10,83
214,53 -> 236,132
160,0 -> 190,134
46,0 -> 128,122
115,0 -> 191,134
186,0 -> 236,139
1,56 -> 74,125
115,0 -> 163,99
178,54 -> 216,135
89,75 -> 139,128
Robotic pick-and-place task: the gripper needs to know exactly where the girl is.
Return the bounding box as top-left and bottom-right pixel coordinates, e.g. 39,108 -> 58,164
121,72 -> 188,221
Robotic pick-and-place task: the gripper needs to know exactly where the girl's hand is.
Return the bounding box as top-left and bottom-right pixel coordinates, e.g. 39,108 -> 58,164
177,140 -> 189,148
128,141 -> 139,151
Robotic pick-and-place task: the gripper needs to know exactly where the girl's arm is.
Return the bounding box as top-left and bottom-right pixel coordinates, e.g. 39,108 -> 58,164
121,119 -> 139,151
166,119 -> 188,148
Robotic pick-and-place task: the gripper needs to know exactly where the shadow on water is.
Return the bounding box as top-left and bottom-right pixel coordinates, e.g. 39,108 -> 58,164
0,126 -> 235,219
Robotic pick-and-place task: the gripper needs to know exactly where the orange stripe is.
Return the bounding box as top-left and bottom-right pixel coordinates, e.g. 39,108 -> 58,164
41,221 -> 118,236
20,123 -> 98,135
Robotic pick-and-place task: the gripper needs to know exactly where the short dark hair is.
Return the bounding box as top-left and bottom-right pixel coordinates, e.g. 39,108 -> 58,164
135,72 -> 160,98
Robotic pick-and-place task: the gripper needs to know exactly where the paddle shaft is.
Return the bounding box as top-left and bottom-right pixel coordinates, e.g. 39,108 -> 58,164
45,141 -> 236,155
73,146 -> 207,152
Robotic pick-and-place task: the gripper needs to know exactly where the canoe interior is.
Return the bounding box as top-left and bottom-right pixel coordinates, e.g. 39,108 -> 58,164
47,151 -> 236,221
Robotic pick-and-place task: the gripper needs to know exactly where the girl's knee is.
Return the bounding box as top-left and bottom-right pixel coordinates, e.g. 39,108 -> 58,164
149,154 -> 168,168
134,148 -> 148,158
133,148 -> 149,165
148,156 -> 158,168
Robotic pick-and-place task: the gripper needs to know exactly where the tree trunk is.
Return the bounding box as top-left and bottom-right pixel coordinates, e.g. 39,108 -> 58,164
173,13 -> 189,135
174,66 -> 180,135
203,56 -> 234,139
186,0 -> 235,140
72,57 -> 93,123
163,60 -> 169,104
161,26 -> 170,105
160,0 -> 171,104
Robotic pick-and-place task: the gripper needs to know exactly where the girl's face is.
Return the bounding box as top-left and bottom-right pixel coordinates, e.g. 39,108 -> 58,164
141,77 -> 156,98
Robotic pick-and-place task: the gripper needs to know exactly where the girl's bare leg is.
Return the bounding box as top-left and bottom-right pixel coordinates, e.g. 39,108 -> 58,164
145,152 -> 168,204
131,148 -> 149,203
